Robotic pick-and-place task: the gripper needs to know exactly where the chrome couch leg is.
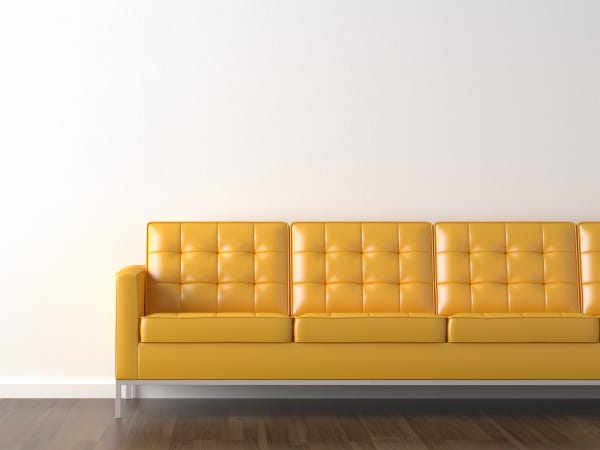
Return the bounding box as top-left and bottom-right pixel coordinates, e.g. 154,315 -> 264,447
115,382 -> 122,419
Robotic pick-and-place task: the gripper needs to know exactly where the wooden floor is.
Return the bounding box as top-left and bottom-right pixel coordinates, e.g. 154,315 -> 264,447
1,399 -> 600,449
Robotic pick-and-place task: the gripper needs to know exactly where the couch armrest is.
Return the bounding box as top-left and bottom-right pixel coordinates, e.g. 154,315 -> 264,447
115,265 -> 145,379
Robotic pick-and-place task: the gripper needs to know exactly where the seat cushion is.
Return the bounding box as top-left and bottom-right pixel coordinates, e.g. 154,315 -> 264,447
293,313 -> 446,343
447,313 -> 599,343
140,313 -> 292,343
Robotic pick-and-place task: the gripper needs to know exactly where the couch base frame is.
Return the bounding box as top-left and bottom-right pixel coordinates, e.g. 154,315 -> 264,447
114,379 -> 600,418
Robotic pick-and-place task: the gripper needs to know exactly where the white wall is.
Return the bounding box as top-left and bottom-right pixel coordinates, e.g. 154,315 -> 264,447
1,0 -> 600,395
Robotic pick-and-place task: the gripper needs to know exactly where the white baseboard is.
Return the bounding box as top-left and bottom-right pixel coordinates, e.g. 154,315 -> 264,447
0,383 -> 115,398
3,382 -> 600,399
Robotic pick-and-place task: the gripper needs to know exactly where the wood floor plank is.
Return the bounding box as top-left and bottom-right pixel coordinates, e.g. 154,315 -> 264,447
2,399 -> 600,449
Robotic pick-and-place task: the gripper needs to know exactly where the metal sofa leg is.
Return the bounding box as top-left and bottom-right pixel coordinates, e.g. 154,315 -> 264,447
115,382 -> 122,419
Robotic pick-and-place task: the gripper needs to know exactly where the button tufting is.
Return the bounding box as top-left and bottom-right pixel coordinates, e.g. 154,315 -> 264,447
147,222 -> 288,314
291,223 -> 433,316
436,222 -> 578,316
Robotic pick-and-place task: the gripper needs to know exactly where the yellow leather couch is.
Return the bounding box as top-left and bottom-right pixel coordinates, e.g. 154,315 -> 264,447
116,221 -> 600,386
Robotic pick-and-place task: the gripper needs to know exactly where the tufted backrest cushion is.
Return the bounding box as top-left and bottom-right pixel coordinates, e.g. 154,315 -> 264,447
578,223 -> 600,315
435,222 -> 579,316
146,222 -> 289,314
291,223 -> 434,315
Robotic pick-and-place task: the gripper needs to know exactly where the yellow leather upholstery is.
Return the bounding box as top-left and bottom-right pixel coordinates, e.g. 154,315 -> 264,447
294,313 -> 445,342
447,313 -> 598,343
138,342 -> 600,379
291,223 -> 433,315
146,222 -> 289,314
114,221 -> 600,382
115,265 -> 145,379
435,223 -> 579,315
579,223 -> 600,315
140,313 -> 292,343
